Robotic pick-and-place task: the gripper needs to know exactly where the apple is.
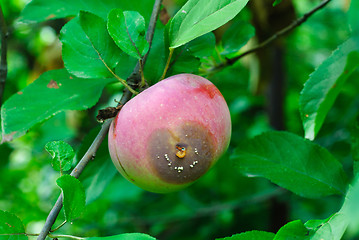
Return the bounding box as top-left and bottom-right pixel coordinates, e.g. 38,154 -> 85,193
108,74 -> 231,193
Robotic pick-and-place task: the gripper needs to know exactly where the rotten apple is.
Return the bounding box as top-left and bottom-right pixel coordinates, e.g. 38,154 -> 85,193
108,74 -> 231,193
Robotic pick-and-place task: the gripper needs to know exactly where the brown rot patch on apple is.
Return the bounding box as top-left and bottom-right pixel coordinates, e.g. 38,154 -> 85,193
148,122 -> 214,184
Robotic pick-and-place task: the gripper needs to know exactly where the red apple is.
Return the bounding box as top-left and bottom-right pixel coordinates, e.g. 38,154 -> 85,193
108,74 -> 231,193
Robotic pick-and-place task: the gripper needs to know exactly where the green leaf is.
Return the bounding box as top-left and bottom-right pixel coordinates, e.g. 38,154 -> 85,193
343,176 -> 359,234
0,210 -> 27,240
272,0 -> 282,7
20,0 -> 154,23
274,220 -> 308,240
1,69 -> 115,142
186,32 -> 216,58
115,53 -> 138,80
169,0 -> 249,48
86,233 -> 156,240
45,141 -> 75,172
348,0 -> 359,34
222,21 -> 255,56
80,132 -> 118,204
169,52 -> 201,75
309,176 -> 359,239
309,213 -> 348,240
108,10 -> 149,59
216,231 -> 275,240
231,131 -> 348,198
60,13 -> 122,79
299,36 -> 359,140
56,175 -> 86,221
83,159 -> 117,204
143,25 -> 167,83
304,219 -> 327,236
351,116 -> 359,176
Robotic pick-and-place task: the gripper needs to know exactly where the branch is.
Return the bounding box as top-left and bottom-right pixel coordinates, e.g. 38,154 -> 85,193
143,0 -> 162,65
0,4 -> 8,107
210,0 -> 332,72
36,1 -> 163,239
36,119 -> 114,240
135,0 -> 162,89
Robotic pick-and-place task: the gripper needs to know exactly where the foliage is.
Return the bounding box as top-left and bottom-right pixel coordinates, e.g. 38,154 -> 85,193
56,174 -> 86,222
1,0 -> 359,239
45,140 -> 74,173
300,36 -> 359,140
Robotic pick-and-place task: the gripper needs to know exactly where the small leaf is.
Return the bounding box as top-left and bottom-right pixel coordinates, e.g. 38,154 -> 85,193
169,0 -> 249,48
143,25 -> 167,83
231,131 -> 348,198
186,32 -> 216,58
61,15 -> 122,78
299,36 -> 359,140
45,141 -> 75,172
308,213 -> 348,240
1,69 -> 115,142
272,0 -> 282,7
0,210 -> 27,240
169,52 -> 201,75
56,175 -> 86,221
222,21 -> 255,56
274,220 -> 308,240
304,219 -> 327,236
108,9 -> 149,59
86,233 -> 156,240
216,231 -> 275,240
343,176 -> 359,233
167,33 -> 215,76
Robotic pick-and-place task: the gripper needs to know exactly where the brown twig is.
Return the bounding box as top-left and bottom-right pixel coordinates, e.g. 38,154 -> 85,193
36,1 -> 163,240
210,0 -> 332,72
0,4 -> 8,107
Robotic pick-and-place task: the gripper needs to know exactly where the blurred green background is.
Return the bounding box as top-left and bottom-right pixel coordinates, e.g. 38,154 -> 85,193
1,0 -> 358,239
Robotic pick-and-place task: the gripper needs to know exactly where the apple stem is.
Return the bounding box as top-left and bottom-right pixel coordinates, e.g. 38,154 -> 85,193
160,47 -> 174,80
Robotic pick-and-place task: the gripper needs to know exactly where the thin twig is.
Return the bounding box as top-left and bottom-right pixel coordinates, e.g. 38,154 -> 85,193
102,59 -> 138,95
0,4 -> 8,107
50,220 -> 67,232
36,1 -> 163,240
88,40 -> 138,95
160,48 -> 174,80
134,0 -> 162,88
210,0 -> 332,72
0,233 -> 39,237
143,0 -> 162,65
48,234 -> 85,240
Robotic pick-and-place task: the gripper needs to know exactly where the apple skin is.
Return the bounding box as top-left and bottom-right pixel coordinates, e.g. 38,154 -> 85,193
108,74 -> 231,193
